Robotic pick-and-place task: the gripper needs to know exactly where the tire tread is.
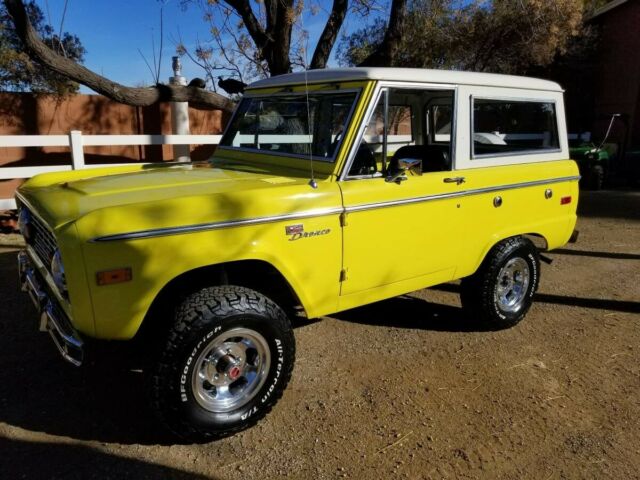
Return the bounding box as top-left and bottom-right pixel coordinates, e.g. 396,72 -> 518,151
150,285 -> 295,442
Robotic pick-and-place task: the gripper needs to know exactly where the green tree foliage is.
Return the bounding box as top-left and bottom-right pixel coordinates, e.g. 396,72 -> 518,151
0,0 -> 85,95
338,0 -> 588,74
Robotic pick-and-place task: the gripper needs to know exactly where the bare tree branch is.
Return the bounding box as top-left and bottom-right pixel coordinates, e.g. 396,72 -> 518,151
3,0 -> 233,111
310,0 -> 348,69
223,0 -> 269,50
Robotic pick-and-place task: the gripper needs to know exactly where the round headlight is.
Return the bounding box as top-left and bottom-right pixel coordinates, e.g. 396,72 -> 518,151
51,249 -> 67,296
17,208 -> 33,241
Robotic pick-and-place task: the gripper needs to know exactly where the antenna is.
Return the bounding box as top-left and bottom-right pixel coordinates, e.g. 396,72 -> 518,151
301,11 -> 317,189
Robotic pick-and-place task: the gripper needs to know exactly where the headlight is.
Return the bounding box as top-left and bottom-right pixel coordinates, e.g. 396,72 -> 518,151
51,249 -> 67,296
17,208 -> 33,241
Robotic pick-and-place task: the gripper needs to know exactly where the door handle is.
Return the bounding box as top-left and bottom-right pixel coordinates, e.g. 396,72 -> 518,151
443,176 -> 466,185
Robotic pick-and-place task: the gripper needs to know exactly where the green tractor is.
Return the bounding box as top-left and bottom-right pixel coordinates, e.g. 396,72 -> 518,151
569,113 -> 620,190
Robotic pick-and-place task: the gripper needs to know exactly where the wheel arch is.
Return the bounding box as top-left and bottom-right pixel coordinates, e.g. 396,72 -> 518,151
134,259 -> 304,342
469,232 -> 546,277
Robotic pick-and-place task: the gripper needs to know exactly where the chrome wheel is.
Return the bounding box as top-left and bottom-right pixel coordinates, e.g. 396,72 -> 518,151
192,327 -> 271,413
495,257 -> 530,313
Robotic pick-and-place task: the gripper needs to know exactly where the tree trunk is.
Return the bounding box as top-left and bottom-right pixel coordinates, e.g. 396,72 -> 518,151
358,0 -> 408,67
310,0 -> 348,70
4,0 -> 234,111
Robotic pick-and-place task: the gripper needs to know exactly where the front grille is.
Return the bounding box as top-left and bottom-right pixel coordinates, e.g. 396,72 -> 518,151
30,213 -> 57,267
21,205 -> 58,271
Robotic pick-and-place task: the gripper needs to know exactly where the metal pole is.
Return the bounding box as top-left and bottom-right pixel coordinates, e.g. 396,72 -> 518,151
170,56 -> 190,162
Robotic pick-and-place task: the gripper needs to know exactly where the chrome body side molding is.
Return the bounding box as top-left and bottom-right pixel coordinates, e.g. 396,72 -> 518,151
345,175 -> 580,213
91,175 -> 579,242
92,207 -> 345,242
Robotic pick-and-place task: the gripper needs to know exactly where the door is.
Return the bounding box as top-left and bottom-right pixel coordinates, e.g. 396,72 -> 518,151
338,86 -> 466,297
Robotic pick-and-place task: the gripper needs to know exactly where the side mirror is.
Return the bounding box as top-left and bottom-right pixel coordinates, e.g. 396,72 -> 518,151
386,157 -> 422,184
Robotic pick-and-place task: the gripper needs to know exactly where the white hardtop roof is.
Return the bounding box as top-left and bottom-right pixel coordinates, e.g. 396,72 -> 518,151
248,67 -> 563,92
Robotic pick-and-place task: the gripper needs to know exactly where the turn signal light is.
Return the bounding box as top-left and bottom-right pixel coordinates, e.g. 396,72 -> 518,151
96,268 -> 132,286
560,196 -> 572,205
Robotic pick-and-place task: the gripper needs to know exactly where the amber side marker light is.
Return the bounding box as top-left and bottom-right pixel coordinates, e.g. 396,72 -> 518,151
96,268 -> 132,286
560,196 -> 572,205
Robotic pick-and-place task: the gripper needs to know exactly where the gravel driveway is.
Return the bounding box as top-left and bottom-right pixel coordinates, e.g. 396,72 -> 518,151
0,189 -> 638,479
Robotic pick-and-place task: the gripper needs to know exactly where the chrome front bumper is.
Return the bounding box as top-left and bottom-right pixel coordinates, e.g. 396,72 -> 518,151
18,251 -> 84,366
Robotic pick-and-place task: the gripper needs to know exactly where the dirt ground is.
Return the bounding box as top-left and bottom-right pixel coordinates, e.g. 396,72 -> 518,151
0,189 -> 638,480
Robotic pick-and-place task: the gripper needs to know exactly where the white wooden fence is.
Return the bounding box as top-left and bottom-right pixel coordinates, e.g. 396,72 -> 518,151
2,130 -> 592,210
0,131 -> 222,210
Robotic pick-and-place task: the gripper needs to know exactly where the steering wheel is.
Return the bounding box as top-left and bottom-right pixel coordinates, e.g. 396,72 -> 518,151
349,141 -> 377,176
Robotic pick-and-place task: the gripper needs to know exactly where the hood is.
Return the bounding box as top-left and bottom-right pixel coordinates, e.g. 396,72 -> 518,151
17,161 -> 312,230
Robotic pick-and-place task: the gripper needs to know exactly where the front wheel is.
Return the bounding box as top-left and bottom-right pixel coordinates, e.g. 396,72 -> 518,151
150,285 -> 295,442
460,236 -> 540,329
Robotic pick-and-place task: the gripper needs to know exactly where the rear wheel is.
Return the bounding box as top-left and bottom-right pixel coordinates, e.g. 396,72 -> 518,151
460,236 -> 540,329
149,285 -> 295,442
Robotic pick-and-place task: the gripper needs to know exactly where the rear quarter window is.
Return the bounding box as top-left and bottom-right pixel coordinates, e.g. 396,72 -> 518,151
472,98 -> 559,158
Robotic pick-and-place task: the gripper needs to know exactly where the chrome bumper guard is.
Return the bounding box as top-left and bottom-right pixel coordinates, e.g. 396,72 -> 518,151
18,251 -> 84,366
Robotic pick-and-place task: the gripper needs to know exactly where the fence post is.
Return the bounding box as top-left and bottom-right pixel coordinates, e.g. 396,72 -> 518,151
170,56 -> 191,162
69,130 -> 85,169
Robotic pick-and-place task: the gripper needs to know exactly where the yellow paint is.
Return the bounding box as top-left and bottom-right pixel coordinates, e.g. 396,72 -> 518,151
16,79 -> 579,340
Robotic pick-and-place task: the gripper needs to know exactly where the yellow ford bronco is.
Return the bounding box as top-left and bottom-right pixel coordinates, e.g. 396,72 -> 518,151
16,68 -> 579,441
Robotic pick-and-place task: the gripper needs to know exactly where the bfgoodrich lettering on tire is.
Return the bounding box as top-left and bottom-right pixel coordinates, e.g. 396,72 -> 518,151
150,285 -> 295,442
460,236 -> 540,330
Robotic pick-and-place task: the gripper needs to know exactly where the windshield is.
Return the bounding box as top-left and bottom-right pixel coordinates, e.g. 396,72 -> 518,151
219,90 -> 359,162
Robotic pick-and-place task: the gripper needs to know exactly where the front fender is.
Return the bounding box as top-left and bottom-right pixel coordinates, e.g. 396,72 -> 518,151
78,210 -> 342,340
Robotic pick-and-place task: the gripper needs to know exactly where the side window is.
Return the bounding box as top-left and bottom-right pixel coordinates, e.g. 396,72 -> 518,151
347,88 -> 455,178
430,104 -> 452,143
472,98 -> 559,157
348,92 -> 386,177
387,105 -> 413,154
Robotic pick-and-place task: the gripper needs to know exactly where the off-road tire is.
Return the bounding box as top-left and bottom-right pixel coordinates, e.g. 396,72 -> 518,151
150,285 -> 295,442
460,236 -> 540,330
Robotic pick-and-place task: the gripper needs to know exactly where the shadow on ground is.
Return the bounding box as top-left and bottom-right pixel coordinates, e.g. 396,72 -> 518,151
552,248 -> 640,261
0,437 -> 215,480
577,189 -> 640,220
432,283 -> 640,315
330,294 -> 493,333
0,250 -> 173,445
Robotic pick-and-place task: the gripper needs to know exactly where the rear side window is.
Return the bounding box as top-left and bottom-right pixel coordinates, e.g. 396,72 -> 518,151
472,98 -> 559,157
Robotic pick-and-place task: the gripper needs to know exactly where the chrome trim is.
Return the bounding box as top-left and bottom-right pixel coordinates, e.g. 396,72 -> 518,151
19,255 -> 47,311
344,175 -> 580,214
340,85 -> 385,180
24,245 -> 71,318
14,193 -> 55,236
42,301 -> 83,367
91,175 -> 579,242
18,251 -> 83,366
91,206 -> 345,242
472,147 -> 563,160
18,250 -> 29,289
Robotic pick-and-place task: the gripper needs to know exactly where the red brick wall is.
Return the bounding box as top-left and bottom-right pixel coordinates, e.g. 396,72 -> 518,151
591,1 -> 640,152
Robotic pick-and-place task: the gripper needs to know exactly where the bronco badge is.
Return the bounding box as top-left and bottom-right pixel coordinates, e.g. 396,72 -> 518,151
285,224 -> 331,241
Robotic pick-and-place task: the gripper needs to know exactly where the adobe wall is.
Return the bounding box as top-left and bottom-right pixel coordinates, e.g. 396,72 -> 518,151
0,92 -> 229,200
